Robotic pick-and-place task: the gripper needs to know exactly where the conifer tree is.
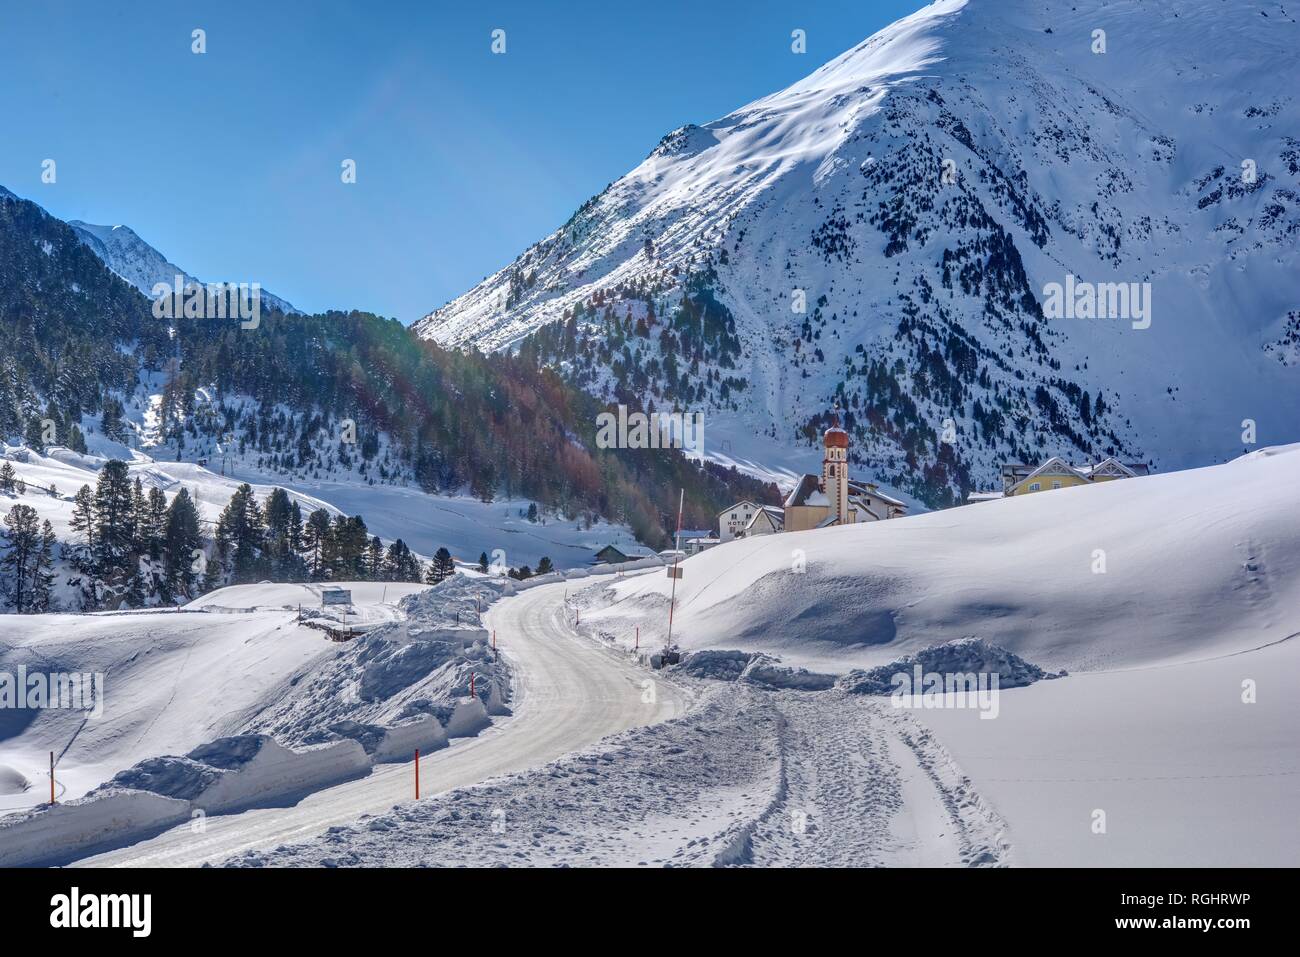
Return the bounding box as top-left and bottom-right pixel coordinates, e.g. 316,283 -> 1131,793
161,487 -> 202,602
1,504 -> 44,611
92,459 -> 135,578
215,483 -> 266,584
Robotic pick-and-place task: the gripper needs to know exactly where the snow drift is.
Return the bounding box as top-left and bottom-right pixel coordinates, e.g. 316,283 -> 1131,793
579,446 -> 1300,673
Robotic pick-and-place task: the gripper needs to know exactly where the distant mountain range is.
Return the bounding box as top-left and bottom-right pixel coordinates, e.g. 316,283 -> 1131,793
0,185 -> 774,545
67,220 -> 299,316
415,0 -> 1300,506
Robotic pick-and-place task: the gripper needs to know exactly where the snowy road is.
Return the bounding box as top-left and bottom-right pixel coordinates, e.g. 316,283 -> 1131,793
72,581 -> 693,867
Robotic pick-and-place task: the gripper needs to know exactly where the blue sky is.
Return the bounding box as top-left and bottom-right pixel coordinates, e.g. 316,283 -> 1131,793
0,0 -> 918,322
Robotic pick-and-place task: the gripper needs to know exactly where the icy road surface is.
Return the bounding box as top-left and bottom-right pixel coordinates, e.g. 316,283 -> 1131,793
72,581 -> 693,867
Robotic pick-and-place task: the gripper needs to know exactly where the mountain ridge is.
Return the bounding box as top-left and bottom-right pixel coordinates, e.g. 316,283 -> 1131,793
415,0 -> 1300,505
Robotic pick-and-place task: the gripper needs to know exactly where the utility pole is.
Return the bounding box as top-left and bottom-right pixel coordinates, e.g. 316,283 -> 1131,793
667,488 -> 684,646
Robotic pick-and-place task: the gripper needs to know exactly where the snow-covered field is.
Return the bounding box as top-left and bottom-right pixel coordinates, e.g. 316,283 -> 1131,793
4,448 -> 1295,868
911,636 -> 1299,866
579,445 -> 1300,674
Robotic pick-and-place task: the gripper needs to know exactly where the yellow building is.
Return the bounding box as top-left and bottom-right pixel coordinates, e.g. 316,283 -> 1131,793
981,456 -> 1150,498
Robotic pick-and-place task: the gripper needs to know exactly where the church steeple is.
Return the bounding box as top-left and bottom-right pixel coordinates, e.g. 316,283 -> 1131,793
822,404 -> 849,524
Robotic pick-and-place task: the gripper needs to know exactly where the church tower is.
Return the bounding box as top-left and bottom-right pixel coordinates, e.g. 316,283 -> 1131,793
822,406 -> 850,525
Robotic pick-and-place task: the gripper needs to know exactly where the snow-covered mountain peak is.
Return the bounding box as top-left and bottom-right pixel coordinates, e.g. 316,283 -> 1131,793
65,216 -> 300,315
416,0 -> 1299,506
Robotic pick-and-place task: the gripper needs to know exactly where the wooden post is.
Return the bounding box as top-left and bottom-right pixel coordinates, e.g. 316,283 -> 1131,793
635,626 -> 639,652
470,672 -> 476,698
414,749 -> 420,800
49,751 -> 54,805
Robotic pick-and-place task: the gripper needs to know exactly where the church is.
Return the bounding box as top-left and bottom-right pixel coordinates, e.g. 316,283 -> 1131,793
718,409 -> 906,541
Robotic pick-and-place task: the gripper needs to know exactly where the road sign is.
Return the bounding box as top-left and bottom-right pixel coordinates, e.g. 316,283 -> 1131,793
667,566 -> 683,579
321,588 -> 352,606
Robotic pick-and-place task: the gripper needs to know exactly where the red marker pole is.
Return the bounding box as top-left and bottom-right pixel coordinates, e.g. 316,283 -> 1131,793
414,749 -> 420,800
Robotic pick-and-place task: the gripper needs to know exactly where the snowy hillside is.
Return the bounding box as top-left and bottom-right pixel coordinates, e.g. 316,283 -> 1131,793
578,445 -> 1300,674
1,442 -> 647,578
68,220 -> 299,314
416,0 -> 1300,505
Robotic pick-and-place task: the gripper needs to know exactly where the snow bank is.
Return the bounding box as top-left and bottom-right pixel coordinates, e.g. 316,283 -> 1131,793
104,735 -> 372,815
241,575 -> 511,755
673,649 -> 837,690
836,638 -> 1058,695
0,789 -> 189,868
0,764 -> 31,796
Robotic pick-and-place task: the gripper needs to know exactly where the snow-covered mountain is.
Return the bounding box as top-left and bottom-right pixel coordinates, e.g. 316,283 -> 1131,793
415,0 -> 1300,505
68,219 -> 299,315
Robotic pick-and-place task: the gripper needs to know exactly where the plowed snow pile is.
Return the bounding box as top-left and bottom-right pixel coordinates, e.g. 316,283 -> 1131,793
0,575 -> 515,866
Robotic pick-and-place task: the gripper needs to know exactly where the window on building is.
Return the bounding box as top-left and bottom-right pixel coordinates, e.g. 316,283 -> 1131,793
1052,480 -> 1061,489
1029,482 -> 1041,491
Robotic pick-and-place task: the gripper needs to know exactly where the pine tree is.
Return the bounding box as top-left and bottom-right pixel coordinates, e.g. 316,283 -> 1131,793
29,519 -> 57,612
302,508 -> 331,579
426,546 -> 455,584
288,500 -> 304,553
101,397 -> 127,443
328,515 -> 368,580
92,459 -> 135,577
1,504 -> 43,611
68,484 -> 96,570
0,462 -> 15,493
129,477 -> 147,553
383,539 -> 419,581
24,414 -> 47,453
367,535 -> 385,580
536,556 -> 554,575
161,487 -> 202,602
123,563 -> 147,608
477,551 -> 489,574
215,483 -> 267,585
144,487 -> 167,560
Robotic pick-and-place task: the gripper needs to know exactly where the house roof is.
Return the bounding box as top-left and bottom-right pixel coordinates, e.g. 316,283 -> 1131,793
1014,456 -> 1090,489
783,474 -> 821,508
847,479 -> 907,508
1081,457 -> 1140,478
718,500 -> 759,518
743,507 -> 784,532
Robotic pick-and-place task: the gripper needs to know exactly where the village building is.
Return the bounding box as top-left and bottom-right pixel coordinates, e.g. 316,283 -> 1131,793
737,504 -> 785,538
683,536 -> 720,555
718,500 -> 762,543
717,409 -> 906,538
592,543 -> 659,564
968,456 -> 1150,501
